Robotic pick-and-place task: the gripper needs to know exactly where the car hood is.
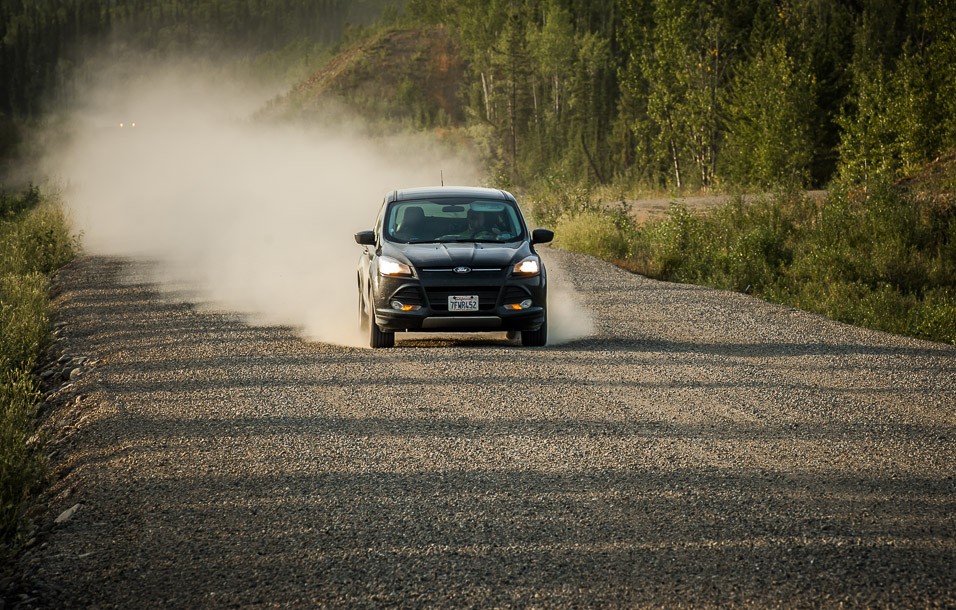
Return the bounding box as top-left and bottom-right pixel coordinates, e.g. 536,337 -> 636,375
385,241 -> 528,269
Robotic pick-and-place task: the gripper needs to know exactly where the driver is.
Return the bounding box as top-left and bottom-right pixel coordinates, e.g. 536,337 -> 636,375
462,210 -> 500,239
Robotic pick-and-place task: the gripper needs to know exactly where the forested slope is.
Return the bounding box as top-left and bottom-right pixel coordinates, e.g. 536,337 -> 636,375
271,25 -> 465,128
402,0 -> 956,192
4,0 -> 956,194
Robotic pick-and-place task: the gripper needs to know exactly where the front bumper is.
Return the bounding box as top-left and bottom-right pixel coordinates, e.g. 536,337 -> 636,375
371,272 -> 546,333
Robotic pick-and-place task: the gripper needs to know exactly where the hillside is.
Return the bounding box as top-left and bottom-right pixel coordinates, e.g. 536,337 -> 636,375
267,26 -> 466,128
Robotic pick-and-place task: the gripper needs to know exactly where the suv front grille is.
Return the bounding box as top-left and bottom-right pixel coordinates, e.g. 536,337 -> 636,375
390,286 -> 423,307
420,267 -> 504,274
425,287 -> 501,312
502,285 -> 531,304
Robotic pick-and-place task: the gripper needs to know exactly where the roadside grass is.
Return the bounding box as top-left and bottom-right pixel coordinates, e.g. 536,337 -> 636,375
537,179 -> 956,345
526,174 -> 636,261
0,186 -> 75,548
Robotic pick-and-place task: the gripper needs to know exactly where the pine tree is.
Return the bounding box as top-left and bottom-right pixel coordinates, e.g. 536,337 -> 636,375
723,37 -> 815,189
836,59 -> 898,184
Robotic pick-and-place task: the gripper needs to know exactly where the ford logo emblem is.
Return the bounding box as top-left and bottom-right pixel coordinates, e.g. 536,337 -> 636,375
453,266 -> 472,274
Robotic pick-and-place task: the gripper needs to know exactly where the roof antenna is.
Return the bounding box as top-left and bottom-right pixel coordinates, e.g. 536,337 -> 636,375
440,170 -> 444,186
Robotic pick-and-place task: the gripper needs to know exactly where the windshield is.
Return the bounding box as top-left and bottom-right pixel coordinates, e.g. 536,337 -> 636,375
384,198 -> 525,244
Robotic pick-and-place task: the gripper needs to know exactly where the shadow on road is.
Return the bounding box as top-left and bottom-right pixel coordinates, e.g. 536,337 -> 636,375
30,255 -> 956,607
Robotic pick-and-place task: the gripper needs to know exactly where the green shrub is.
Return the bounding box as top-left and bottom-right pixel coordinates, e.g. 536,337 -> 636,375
0,368 -> 43,542
552,209 -> 632,261
630,196 -> 796,292
624,185 -> 955,345
702,197 -> 795,291
0,273 -> 50,373
0,186 -> 40,221
525,173 -> 594,228
630,203 -> 704,279
771,280 -> 956,344
0,186 -> 74,549
529,172 -> 952,345
916,287 -> 956,343
0,194 -> 75,277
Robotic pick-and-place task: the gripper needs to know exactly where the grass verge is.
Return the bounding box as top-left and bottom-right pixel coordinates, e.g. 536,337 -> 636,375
537,179 -> 956,345
0,185 -> 75,550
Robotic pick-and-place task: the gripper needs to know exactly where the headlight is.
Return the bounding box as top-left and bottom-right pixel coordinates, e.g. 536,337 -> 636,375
379,256 -> 414,277
512,257 -> 540,276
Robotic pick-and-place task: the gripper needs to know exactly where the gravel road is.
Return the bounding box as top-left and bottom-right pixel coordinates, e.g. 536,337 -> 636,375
623,191 -> 828,223
15,249 -> 956,608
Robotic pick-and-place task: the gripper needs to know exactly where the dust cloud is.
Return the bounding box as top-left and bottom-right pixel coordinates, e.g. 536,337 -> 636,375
46,60 -> 592,347
545,261 -> 596,344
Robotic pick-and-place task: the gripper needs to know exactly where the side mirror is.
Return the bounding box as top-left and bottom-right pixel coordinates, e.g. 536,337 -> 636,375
354,230 -> 376,246
531,228 -> 554,245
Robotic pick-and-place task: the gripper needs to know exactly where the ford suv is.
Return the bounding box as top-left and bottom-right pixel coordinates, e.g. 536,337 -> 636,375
354,186 -> 553,348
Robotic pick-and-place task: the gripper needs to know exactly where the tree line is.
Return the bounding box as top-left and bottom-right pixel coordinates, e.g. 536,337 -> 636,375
0,0 -> 395,118
3,0 -> 955,192
407,0 -> 956,191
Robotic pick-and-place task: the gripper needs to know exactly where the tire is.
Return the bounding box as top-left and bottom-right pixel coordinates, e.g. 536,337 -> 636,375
358,286 -> 370,333
361,284 -> 394,348
520,315 -> 547,347
370,320 -> 395,348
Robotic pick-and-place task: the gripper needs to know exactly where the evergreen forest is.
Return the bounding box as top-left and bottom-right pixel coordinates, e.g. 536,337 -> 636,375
3,0 -> 956,192
406,0 -> 956,192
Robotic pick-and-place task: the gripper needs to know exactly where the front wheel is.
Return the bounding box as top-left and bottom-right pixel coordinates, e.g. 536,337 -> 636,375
520,316 -> 547,347
362,286 -> 394,348
370,321 -> 395,348
358,287 -> 370,333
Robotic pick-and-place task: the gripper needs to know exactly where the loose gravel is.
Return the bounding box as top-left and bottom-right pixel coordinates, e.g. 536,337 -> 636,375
11,250 -> 956,608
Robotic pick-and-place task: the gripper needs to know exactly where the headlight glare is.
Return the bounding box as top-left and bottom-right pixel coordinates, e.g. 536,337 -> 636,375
379,257 -> 413,277
512,257 -> 540,276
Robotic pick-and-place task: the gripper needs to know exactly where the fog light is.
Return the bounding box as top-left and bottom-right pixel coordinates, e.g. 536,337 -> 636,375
390,300 -> 419,311
505,299 -> 534,311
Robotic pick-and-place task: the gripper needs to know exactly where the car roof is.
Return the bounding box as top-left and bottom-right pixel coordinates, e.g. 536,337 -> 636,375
387,186 -> 517,204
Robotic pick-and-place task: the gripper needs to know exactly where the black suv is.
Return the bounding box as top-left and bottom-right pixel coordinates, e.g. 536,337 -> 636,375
354,186 -> 553,348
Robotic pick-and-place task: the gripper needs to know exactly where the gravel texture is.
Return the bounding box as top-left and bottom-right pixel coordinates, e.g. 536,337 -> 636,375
11,250 -> 956,608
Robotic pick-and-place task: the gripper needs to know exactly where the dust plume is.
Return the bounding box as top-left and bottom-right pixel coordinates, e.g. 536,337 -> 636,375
545,260 -> 595,344
45,59 -> 592,347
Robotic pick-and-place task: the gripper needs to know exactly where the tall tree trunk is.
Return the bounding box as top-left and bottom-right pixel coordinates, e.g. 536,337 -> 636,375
553,74 -> 560,115
509,68 -> 518,181
481,71 -> 493,123
581,131 -> 607,183
670,138 -> 683,189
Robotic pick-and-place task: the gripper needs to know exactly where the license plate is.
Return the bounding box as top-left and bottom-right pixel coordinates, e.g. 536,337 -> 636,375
448,295 -> 480,311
